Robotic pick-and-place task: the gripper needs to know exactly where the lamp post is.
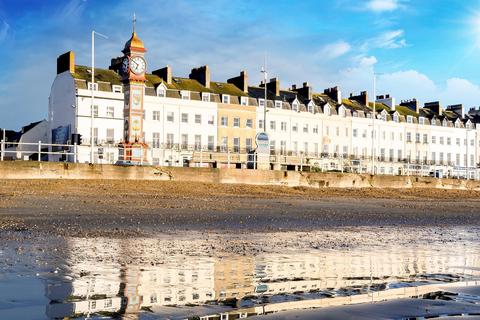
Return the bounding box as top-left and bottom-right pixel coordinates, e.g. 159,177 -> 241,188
261,54 -> 268,134
90,30 -> 108,164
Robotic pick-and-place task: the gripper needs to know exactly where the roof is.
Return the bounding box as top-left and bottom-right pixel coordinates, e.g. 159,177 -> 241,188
73,65 -> 122,85
395,105 -> 419,117
210,81 -> 248,97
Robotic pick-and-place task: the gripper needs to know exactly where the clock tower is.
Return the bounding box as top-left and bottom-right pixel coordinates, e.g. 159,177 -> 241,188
120,15 -> 148,163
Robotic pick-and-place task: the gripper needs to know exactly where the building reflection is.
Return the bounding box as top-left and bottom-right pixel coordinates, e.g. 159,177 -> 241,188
44,237 -> 480,319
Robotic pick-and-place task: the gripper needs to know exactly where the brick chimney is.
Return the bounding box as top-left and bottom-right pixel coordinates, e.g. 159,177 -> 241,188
227,71 -> 248,93
266,77 -> 280,97
189,65 -> 211,88
424,101 -> 443,115
57,51 -> 75,75
399,99 -> 420,113
152,66 -> 172,85
323,86 -> 342,104
349,91 -> 368,106
292,82 -> 313,101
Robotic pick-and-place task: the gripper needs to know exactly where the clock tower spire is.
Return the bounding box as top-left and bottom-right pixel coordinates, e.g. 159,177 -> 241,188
119,15 -> 148,163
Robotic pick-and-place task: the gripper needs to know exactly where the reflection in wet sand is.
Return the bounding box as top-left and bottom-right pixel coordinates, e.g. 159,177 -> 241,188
41,228 -> 480,319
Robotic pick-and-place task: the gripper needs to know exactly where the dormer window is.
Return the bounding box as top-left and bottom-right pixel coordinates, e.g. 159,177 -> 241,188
157,88 -> 166,97
466,122 -> 472,130
455,121 -> 460,128
181,90 -> 190,100
353,111 -> 358,118
442,120 -> 447,127
339,107 -> 346,117
308,104 -> 313,113
259,99 -> 265,107
419,117 -> 425,125
112,85 -> 122,93
88,82 -> 98,91
292,103 -> 298,112
240,97 -> 248,106
275,101 -> 282,108
406,115 -> 413,124
393,114 -> 399,123
324,105 -> 331,116
202,92 -> 210,102
222,94 -> 230,104
431,119 -> 436,126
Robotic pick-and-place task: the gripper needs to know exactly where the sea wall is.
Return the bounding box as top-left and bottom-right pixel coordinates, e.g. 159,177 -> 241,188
1,161 -> 480,190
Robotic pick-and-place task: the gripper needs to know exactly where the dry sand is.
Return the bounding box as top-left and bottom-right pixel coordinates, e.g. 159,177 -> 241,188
0,179 -> 480,237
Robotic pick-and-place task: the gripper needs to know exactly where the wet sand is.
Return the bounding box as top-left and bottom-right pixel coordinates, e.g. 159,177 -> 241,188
0,179 -> 480,237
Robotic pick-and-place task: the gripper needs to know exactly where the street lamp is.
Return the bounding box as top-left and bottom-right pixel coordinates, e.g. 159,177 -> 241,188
261,53 -> 268,134
371,72 -> 381,174
90,30 -> 108,164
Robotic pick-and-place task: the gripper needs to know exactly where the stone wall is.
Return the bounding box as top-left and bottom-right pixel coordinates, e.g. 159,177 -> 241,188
1,161 -> 480,190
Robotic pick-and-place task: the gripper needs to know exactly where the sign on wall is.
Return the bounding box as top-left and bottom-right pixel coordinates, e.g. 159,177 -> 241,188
255,132 -> 269,154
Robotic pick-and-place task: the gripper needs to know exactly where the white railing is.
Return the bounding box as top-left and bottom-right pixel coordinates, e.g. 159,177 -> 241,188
1,139 -> 479,180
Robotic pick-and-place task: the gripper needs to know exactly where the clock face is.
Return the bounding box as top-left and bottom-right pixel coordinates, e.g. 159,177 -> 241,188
122,57 -> 129,74
130,56 -> 146,75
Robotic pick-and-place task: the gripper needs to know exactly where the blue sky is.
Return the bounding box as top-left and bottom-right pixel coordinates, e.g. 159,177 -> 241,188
2,0 -> 480,128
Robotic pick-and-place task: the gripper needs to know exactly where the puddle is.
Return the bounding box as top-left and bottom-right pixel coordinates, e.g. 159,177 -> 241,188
1,226 -> 480,319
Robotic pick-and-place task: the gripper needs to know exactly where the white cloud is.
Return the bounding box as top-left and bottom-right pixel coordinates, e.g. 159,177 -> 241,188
0,20 -> 9,42
319,41 -> 351,60
362,29 -> 407,51
359,56 -> 378,67
366,0 -> 400,12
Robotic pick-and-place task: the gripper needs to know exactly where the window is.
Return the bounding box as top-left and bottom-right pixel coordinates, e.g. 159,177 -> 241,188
181,134 -> 188,149
107,106 -> 114,118
166,133 -> 174,148
92,105 -> 99,117
432,136 -> 436,144
415,133 -> 420,143
233,117 -> 240,127
157,88 -> 166,97
208,115 -> 214,125
406,132 -> 412,142
353,129 -> 358,137
447,137 -> 451,145
275,101 -> 282,108
304,142 -> 309,154
104,298 -> 113,308
456,138 -> 461,146
246,138 -> 252,152
88,82 -> 98,91
258,119 -> 264,129
246,119 -> 253,128
112,85 -> 122,93
202,93 -> 210,102
221,116 -> 228,126
241,97 -> 248,106
167,112 -> 174,122
195,135 -> 201,151
432,119 -> 436,126
106,128 -> 114,143
313,125 -> 318,134
423,134 -> 428,144
259,99 -> 265,107
280,140 -> 287,155
419,117 -> 425,125
222,94 -> 230,104
440,136 -> 444,145
221,136 -> 228,152
270,140 -> 276,153
181,91 -> 190,100
208,136 -> 214,151
324,106 -> 331,116
308,104 -> 313,113
270,121 -> 276,130
293,141 -> 298,154
233,137 -> 240,152
393,114 -> 399,123
181,113 -> 188,123
195,114 -> 202,124
292,123 -> 298,132
292,103 -> 298,112
303,124 -> 308,133
153,110 -> 160,121
407,115 -> 413,124
152,132 -> 160,148
281,122 -> 287,131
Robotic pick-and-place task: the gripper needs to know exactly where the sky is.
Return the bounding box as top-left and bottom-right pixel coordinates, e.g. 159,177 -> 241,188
2,0 -> 480,129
